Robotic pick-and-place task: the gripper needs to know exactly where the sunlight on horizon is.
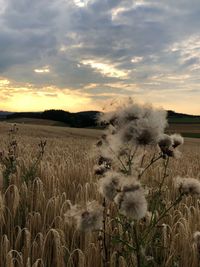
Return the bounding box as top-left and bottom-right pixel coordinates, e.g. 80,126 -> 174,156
0,83 -> 99,112
0,91 -> 199,115
0,78 -> 199,115
3,94 -> 98,112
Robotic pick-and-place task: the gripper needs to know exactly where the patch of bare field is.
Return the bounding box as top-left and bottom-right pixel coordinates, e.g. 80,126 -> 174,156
0,123 -> 199,266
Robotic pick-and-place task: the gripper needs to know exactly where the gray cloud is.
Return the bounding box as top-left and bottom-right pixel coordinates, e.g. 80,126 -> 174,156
0,0 -> 200,113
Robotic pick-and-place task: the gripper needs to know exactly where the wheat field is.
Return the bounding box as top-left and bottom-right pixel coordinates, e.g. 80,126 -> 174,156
0,122 -> 199,267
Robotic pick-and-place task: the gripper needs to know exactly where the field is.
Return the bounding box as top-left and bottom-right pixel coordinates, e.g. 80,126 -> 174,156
4,118 -> 68,127
168,117 -> 200,124
0,122 -> 200,266
5,117 -> 200,138
167,123 -> 200,138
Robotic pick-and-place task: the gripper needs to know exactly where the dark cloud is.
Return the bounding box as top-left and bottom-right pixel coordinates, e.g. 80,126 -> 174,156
0,0 -> 59,74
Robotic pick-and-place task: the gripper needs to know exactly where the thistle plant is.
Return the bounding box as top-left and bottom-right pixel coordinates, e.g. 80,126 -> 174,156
0,124 -> 18,189
21,139 -> 47,183
65,99 -> 200,266
0,124 -> 47,188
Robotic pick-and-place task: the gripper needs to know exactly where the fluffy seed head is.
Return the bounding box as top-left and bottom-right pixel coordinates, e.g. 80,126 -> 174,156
120,107 -> 167,146
114,188 -> 147,220
171,134 -> 184,148
65,201 -> 103,231
158,134 -> 182,158
175,176 -> 200,196
98,99 -> 167,141
158,134 -> 173,152
98,171 -> 122,201
97,132 -> 123,159
120,178 -> 141,193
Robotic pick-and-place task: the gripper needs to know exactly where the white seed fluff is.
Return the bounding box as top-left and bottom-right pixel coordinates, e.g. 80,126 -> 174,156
171,134 -> 184,148
175,176 -> 200,196
98,171 -> 122,201
65,201 -> 103,231
114,189 -> 147,220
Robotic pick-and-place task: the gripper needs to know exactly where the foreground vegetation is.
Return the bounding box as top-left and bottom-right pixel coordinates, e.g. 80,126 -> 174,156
0,113 -> 200,266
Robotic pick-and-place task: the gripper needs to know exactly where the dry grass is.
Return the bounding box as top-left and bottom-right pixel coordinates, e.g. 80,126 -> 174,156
6,118 -> 68,127
0,122 -> 200,266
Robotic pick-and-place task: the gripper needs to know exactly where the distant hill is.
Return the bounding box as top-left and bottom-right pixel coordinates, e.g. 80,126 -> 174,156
168,110 -> 196,118
0,111 -> 13,115
1,109 -> 200,127
5,110 -> 100,128
0,111 -> 13,119
168,110 -> 200,123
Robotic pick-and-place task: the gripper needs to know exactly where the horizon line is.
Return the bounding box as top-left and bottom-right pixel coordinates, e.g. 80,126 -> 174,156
0,109 -> 200,117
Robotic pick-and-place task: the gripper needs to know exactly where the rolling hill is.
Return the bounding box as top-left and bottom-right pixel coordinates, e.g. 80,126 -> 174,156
0,109 -> 199,132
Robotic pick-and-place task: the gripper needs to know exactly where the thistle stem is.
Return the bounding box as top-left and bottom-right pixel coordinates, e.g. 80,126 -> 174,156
102,198 -> 109,267
138,154 -> 162,179
133,223 -> 141,267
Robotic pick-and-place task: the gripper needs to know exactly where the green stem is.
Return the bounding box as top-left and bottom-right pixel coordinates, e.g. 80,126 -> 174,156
138,154 -> 162,179
108,146 -> 129,174
150,156 -> 170,225
143,193 -> 184,241
127,145 -> 139,175
101,229 -> 136,251
153,193 -> 184,227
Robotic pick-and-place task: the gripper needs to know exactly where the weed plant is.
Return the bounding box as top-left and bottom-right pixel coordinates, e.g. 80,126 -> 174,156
0,101 -> 199,266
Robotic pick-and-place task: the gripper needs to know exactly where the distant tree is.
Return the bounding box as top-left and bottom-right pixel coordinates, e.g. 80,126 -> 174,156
42,109 -> 71,124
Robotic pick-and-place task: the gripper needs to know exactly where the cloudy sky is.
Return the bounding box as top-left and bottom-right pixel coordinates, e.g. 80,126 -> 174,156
0,0 -> 200,114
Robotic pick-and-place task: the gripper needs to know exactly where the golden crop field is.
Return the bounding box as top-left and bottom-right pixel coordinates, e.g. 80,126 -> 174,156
0,121 -> 200,267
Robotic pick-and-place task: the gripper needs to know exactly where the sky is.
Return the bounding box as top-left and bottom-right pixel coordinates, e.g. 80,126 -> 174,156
0,0 -> 200,114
